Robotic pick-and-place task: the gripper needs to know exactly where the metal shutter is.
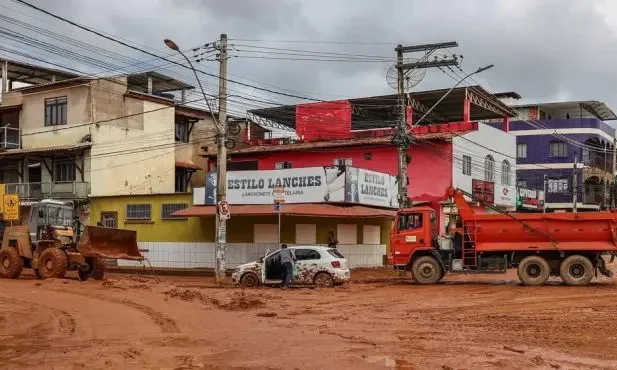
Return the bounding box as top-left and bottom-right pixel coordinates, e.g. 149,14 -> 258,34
362,225 -> 381,245
336,224 -> 358,245
254,224 -> 278,243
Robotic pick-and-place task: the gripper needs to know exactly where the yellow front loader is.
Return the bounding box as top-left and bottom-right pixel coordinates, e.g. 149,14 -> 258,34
0,199 -> 142,280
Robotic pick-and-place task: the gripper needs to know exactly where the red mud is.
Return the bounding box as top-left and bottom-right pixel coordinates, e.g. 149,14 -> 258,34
2,265 -> 617,369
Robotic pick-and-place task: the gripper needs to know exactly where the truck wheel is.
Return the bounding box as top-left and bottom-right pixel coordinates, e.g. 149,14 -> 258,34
38,248 -> 68,279
0,248 -> 24,279
517,256 -> 550,286
411,256 -> 443,285
560,255 -> 594,286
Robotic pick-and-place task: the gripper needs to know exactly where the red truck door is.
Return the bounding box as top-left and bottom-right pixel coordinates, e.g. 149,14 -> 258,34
391,211 -> 427,266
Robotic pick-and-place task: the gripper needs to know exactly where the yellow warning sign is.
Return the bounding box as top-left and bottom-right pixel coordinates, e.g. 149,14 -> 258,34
2,194 -> 20,221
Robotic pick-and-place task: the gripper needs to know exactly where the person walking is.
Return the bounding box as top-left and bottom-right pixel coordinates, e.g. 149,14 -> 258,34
327,231 -> 339,249
279,244 -> 296,289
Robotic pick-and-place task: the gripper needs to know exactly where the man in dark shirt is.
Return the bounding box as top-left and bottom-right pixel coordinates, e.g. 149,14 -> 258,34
279,244 -> 296,289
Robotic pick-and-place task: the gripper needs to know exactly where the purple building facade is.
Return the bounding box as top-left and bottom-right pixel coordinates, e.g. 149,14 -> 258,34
506,101 -> 617,211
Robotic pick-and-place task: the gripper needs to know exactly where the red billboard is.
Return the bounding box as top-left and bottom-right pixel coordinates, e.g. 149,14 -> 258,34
472,179 -> 494,204
296,100 -> 351,141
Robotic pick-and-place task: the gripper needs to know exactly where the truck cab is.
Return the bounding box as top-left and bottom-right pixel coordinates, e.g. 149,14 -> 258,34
389,207 -> 438,268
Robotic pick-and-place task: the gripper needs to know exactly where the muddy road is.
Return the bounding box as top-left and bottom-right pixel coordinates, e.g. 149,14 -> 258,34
2,268 -> 617,370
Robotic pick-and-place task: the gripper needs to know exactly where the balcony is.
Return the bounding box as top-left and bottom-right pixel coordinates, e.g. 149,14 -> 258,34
0,126 -> 20,150
5,182 -> 89,201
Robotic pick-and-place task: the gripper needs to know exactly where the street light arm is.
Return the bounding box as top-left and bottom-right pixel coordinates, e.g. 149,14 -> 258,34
413,64 -> 494,127
164,39 -> 221,133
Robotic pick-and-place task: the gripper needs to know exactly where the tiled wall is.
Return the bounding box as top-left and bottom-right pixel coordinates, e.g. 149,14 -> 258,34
117,242 -> 386,269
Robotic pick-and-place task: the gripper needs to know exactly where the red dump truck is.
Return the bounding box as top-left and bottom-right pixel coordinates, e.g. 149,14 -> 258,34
389,187 -> 616,286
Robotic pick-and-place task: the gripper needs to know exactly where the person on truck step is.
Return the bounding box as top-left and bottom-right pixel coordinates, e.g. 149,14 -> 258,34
279,244 -> 296,289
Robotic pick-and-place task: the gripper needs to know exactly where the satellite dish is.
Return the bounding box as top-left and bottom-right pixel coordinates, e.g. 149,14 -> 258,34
386,57 -> 427,91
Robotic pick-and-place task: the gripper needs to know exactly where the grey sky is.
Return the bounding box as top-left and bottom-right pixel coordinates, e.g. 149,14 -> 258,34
4,0 -> 617,118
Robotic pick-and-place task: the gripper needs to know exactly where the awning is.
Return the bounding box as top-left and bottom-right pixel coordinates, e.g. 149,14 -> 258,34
175,160 -> 203,170
0,143 -> 91,158
172,203 -> 397,218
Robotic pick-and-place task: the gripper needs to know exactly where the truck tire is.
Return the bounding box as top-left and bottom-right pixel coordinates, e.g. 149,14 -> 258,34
38,248 -> 68,279
411,256 -> 443,285
0,248 -> 24,279
91,258 -> 105,280
517,256 -> 550,286
560,255 -> 594,286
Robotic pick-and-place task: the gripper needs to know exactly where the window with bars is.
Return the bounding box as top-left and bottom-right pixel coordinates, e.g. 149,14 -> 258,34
462,155 -> 472,176
44,97 -> 68,126
161,203 -> 188,219
275,161 -> 292,169
549,141 -> 568,157
484,155 -> 495,182
54,160 -> 75,182
501,160 -> 511,186
126,204 -> 152,220
548,178 -> 569,193
517,143 -> 527,159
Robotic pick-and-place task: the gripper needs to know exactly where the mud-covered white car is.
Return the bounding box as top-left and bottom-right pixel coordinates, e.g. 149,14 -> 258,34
232,246 -> 350,288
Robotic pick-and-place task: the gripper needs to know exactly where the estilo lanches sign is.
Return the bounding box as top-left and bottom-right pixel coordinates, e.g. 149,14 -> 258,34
203,166 -> 399,208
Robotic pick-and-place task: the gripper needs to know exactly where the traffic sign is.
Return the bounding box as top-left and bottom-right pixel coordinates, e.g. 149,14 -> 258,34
217,200 -> 231,220
273,186 -> 285,203
2,194 -> 19,221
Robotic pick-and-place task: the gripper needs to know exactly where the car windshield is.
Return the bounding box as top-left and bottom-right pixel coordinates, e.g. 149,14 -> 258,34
327,249 -> 345,258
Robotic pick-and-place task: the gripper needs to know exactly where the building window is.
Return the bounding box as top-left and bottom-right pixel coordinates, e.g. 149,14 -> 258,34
549,141 -> 568,157
275,161 -> 292,169
126,204 -> 151,220
548,178 -> 569,193
334,158 -> 352,166
517,180 -> 527,188
161,203 -> 188,219
501,160 -> 511,186
517,143 -> 527,159
462,155 -> 472,176
100,212 -> 118,228
484,155 -> 495,182
54,160 -> 75,182
44,96 -> 68,126
175,117 -> 190,143
175,168 -> 189,192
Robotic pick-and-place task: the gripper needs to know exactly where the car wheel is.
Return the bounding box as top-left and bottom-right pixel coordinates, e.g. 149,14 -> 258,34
240,272 -> 260,288
313,272 -> 334,288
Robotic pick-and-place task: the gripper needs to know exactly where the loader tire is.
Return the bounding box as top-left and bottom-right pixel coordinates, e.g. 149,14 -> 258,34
517,256 -> 550,286
0,248 -> 24,279
38,248 -> 68,279
560,255 -> 594,286
411,256 -> 443,285
92,258 -> 105,280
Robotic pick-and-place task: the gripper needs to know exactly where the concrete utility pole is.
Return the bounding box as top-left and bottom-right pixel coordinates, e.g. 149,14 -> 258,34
573,151 -> 578,213
215,33 -> 229,283
164,35 -> 228,283
392,42 -> 459,209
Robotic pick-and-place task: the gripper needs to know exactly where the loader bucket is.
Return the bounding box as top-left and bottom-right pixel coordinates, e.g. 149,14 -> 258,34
78,226 -> 143,261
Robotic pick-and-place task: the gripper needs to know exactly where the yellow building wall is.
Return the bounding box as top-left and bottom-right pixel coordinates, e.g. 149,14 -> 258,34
89,193 -> 393,250
89,193 -> 212,242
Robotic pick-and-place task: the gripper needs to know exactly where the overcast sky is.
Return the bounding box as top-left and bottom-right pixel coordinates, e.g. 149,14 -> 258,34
4,0 -> 617,120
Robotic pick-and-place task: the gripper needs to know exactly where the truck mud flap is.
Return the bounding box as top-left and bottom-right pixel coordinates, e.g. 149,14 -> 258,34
78,226 -> 143,261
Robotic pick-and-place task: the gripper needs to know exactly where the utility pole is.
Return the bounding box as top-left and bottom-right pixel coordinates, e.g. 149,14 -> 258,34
573,151 -> 578,213
610,138 -> 617,209
215,33 -> 229,283
543,174 -> 547,213
392,42 -> 459,209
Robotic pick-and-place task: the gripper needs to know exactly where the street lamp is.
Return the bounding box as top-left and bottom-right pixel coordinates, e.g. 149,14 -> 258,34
164,37 -> 229,283
414,64 -> 495,126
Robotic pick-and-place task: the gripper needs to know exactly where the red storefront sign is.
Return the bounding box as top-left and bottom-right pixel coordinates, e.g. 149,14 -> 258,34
472,179 -> 494,204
